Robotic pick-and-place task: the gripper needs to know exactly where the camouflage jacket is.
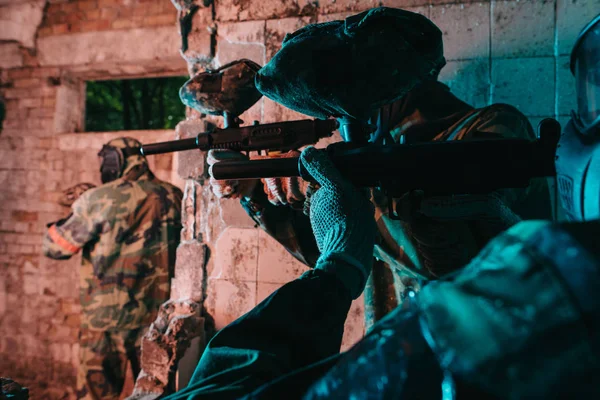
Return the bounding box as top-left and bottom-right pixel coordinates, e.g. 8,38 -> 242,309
300,219 -> 600,399
43,154 -> 183,331
244,81 -> 552,280
417,219 -> 600,398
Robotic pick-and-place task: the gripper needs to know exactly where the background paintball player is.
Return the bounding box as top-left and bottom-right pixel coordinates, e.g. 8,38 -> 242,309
205,7 -> 552,292
165,13 -> 600,399
42,137 -> 183,400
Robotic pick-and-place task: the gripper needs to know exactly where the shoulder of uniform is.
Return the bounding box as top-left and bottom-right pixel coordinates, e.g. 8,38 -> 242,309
503,220 -> 555,241
475,103 -> 528,119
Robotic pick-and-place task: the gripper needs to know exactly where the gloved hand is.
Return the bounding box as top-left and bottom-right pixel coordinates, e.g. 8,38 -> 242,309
300,146 -> 376,299
207,149 -> 308,206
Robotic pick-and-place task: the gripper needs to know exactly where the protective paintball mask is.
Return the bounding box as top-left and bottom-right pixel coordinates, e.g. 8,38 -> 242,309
98,145 -> 125,184
555,15 -> 600,221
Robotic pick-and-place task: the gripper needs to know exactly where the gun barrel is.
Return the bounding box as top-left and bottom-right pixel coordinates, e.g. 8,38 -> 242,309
141,137 -> 198,156
211,158 -> 299,180
211,138 -> 558,196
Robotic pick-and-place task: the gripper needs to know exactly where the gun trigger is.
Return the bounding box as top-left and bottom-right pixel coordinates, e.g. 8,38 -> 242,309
388,197 -> 401,220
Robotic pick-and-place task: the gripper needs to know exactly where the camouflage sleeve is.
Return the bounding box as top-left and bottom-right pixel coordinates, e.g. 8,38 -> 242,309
42,193 -> 100,259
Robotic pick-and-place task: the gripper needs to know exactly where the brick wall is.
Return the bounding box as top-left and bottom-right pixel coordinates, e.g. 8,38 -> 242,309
0,0 -> 186,398
1,0 -> 599,397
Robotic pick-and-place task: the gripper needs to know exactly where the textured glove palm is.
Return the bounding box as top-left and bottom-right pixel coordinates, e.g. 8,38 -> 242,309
300,146 -> 376,299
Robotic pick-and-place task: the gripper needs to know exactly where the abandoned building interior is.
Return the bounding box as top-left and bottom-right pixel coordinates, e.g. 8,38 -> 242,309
0,0 -> 599,398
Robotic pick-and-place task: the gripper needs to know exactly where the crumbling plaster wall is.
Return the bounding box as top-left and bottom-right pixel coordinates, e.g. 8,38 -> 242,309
0,1 -> 186,398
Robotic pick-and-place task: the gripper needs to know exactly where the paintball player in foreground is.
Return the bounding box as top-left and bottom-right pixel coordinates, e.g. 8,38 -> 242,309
205,7 -> 552,289
43,137 -> 183,400
166,13 -> 600,399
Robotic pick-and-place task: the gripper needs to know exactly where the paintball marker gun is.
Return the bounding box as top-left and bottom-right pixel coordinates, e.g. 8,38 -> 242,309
141,59 -> 337,157
211,118 -> 560,219
141,59 -> 560,220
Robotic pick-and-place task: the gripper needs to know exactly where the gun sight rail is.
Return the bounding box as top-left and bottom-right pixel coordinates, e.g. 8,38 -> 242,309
141,119 -> 339,156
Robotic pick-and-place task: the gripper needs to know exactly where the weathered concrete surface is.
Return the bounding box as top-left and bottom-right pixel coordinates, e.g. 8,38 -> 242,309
556,0 -> 600,55
215,20 -> 266,66
0,43 -> 23,69
492,0 -> 555,58
37,27 -> 184,66
439,59 -> 490,109
430,3 -> 490,61
0,0 -> 45,49
53,79 -> 84,134
175,120 -> 208,180
492,57 -> 555,117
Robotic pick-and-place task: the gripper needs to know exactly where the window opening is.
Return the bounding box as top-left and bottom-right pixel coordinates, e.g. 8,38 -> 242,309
85,76 -> 188,132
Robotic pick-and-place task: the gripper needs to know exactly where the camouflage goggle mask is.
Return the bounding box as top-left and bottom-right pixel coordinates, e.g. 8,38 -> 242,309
98,145 -> 125,183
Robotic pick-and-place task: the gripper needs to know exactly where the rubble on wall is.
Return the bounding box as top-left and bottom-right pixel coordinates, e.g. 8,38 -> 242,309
128,300 -> 205,400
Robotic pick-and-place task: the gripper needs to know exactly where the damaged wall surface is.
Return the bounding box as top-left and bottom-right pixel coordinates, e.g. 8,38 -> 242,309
1,0 -> 599,398
0,0 -> 186,398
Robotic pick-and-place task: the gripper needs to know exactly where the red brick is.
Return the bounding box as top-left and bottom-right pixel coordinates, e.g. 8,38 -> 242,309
2,119 -> 21,129
26,118 -> 44,129
98,0 -> 121,6
60,1 -> 80,13
86,9 -> 101,20
80,19 -> 111,31
43,97 -> 56,107
45,3 -> 63,17
52,23 -> 71,35
13,78 -> 42,88
143,14 -> 176,27
162,1 -> 178,13
66,11 -> 87,25
144,2 -> 163,15
78,0 -> 98,11
19,98 -> 42,108
64,314 -> 80,328
28,108 -> 56,118
31,67 -> 61,78
22,51 -> 40,68
112,18 -> 133,29
100,7 -> 118,20
4,88 -> 31,99
8,69 -> 32,79
37,27 -> 53,37
133,5 -> 149,16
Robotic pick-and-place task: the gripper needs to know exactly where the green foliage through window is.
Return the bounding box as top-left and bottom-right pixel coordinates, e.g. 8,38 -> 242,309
85,77 -> 188,132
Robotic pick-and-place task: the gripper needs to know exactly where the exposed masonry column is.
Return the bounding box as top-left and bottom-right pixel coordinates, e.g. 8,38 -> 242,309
130,1 -> 215,398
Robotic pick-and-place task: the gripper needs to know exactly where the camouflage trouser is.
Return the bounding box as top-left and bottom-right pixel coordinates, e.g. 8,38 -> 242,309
76,328 -> 144,400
